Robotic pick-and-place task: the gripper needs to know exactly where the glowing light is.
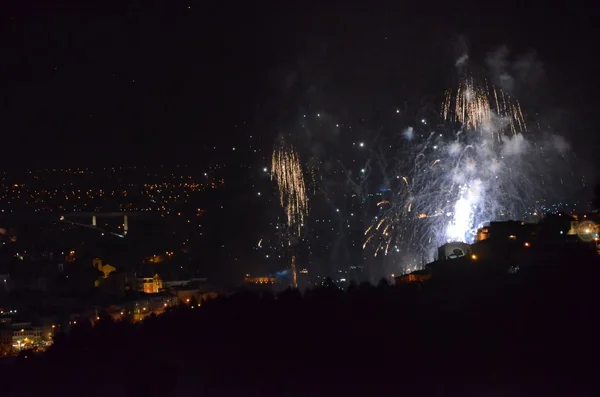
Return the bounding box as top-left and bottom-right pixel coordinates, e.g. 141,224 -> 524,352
471,254 -> 478,260
577,220 -> 597,242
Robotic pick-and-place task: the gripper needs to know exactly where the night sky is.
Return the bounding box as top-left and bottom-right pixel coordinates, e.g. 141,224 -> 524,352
1,2 -> 597,167
0,1 -> 597,281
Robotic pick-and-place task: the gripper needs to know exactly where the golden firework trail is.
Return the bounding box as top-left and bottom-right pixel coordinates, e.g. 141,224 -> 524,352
271,140 -> 309,234
442,77 -> 527,140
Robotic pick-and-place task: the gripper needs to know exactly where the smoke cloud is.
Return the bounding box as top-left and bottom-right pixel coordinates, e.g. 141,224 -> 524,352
501,133 -> 530,156
485,45 -> 545,95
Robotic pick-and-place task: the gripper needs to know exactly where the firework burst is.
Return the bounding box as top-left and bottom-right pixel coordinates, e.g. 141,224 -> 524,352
366,74 -> 567,263
271,139 -> 309,235
442,76 -> 527,140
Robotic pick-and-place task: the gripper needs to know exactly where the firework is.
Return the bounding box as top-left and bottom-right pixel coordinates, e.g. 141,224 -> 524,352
442,76 -> 527,140
271,139 -> 309,235
366,74 -> 567,263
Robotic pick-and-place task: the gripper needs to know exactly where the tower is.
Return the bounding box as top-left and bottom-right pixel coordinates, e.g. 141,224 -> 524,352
291,255 -> 298,289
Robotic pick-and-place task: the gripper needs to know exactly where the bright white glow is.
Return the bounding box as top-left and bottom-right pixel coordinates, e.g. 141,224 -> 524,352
446,181 -> 482,243
359,142 -> 365,147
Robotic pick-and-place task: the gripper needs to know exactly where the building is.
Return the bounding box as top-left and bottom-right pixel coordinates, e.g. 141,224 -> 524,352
476,221 -> 537,242
92,258 -> 116,279
136,273 -> 164,294
9,322 -> 53,352
437,242 -> 472,260
395,269 -> 431,284
244,276 -> 277,285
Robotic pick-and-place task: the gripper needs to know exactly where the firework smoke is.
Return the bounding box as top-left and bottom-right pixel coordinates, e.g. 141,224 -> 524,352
271,139 -> 309,235
366,74 -> 568,262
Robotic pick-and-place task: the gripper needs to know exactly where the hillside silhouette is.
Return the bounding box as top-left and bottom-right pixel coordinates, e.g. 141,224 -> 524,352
3,242 -> 598,396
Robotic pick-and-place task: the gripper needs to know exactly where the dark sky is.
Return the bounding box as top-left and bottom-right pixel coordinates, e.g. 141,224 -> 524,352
0,1 -> 598,167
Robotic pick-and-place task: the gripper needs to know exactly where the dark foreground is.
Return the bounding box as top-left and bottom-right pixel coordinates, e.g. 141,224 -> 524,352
3,258 -> 597,396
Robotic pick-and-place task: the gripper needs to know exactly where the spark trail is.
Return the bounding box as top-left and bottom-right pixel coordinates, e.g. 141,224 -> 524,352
271,139 -> 309,235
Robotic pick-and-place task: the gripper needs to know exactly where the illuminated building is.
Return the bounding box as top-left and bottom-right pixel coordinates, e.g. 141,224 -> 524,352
136,274 -> 164,294
92,258 -> 116,279
9,323 -> 53,352
244,276 -> 277,285
395,270 -> 432,284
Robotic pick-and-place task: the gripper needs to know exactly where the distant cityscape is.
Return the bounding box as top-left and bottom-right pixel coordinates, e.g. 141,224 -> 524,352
0,163 -> 597,357
0,165 -> 224,214
0,165 -> 229,356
